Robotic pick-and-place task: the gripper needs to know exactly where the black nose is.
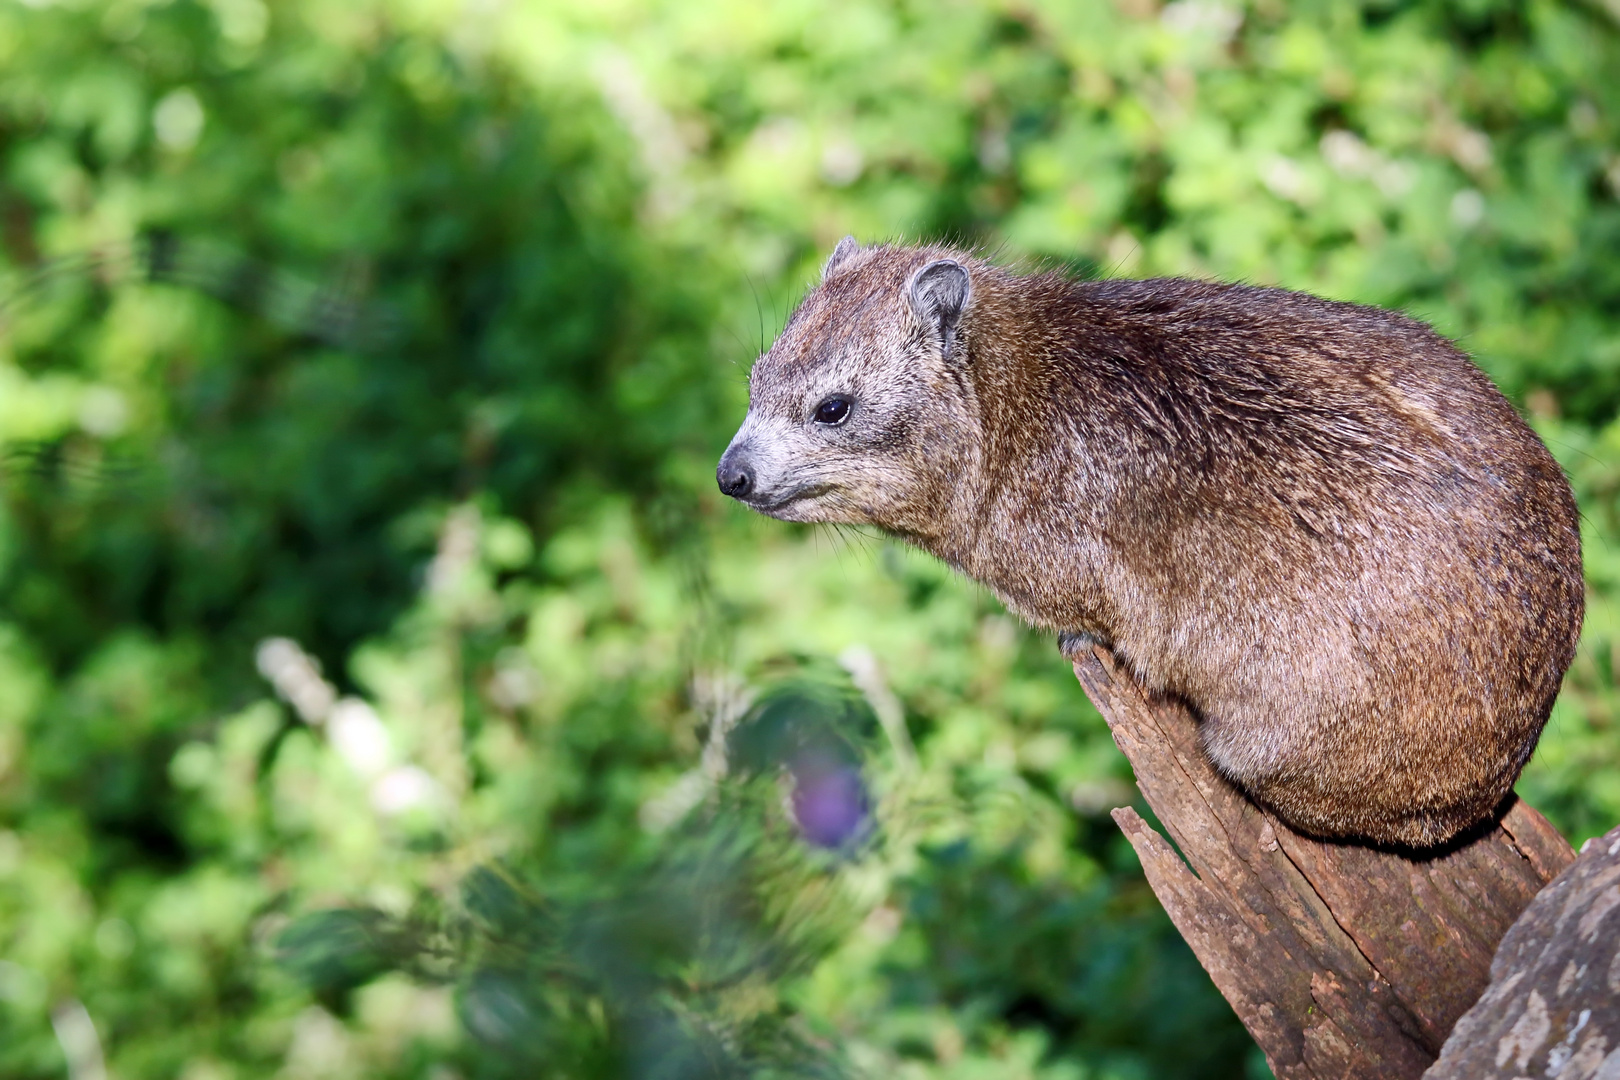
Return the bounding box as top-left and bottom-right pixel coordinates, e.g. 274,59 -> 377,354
717,459 -> 754,499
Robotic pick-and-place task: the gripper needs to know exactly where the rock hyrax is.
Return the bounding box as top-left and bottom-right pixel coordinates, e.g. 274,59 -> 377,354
717,239 -> 1584,848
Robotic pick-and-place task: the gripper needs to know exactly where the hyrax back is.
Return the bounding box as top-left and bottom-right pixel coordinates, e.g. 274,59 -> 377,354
717,239 -> 1584,847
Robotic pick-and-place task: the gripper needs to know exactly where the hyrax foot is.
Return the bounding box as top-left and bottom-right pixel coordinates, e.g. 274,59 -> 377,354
1058,631 -> 1103,661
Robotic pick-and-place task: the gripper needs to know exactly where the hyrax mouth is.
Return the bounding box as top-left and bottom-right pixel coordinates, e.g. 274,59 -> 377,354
746,482 -> 838,517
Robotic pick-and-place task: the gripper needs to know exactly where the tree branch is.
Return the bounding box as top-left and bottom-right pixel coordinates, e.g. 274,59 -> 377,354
1424,822 -> 1620,1079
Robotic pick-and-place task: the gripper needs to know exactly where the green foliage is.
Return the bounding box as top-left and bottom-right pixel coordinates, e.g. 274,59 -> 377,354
0,0 -> 725,674
0,0 -> 1616,1078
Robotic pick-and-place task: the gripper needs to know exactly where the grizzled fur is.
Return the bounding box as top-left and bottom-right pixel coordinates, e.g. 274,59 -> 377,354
717,239 -> 1583,847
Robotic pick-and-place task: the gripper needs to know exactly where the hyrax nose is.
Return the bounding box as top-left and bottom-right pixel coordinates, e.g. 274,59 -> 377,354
717,453 -> 754,500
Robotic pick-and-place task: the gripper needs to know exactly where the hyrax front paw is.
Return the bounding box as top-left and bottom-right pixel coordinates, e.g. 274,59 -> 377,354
1058,631 -> 1103,661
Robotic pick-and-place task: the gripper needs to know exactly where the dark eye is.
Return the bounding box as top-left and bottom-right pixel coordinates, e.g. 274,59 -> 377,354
813,396 -> 852,426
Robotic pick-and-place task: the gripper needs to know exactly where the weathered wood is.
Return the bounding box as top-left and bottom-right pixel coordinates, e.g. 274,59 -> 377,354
1424,823 -> 1620,1079
1072,644 -> 1576,1079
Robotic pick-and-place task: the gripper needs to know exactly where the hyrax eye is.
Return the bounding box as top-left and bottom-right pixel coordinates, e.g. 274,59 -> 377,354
813,396 -> 852,426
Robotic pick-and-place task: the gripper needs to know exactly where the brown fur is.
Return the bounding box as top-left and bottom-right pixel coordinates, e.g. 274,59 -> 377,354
717,240 -> 1584,847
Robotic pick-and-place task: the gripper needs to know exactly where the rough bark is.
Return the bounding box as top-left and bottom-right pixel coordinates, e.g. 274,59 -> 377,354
1423,822 -> 1620,1079
1069,644 -> 1576,1079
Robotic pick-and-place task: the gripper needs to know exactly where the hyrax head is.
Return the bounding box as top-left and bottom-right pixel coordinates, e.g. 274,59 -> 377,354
717,239 -> 983,538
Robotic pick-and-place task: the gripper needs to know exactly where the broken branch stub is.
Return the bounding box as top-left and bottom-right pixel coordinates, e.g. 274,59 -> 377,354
1071,645 -> 1574,1080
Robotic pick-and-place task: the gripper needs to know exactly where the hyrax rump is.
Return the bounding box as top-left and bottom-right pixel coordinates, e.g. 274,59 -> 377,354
717,239 -> 1584,848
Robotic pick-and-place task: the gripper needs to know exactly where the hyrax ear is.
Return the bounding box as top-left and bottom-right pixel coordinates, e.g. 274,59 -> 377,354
822,235 -> 860,280
906,259 -> 972,362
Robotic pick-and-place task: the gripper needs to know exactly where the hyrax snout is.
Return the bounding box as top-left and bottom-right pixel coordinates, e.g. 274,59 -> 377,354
719,238 -> 1584,848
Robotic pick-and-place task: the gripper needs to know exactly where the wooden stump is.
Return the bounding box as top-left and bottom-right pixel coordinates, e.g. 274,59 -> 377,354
1070,645 -> 1576,1079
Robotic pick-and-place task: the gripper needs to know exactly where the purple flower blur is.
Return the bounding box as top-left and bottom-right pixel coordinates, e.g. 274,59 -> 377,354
789,757 -> 869,849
